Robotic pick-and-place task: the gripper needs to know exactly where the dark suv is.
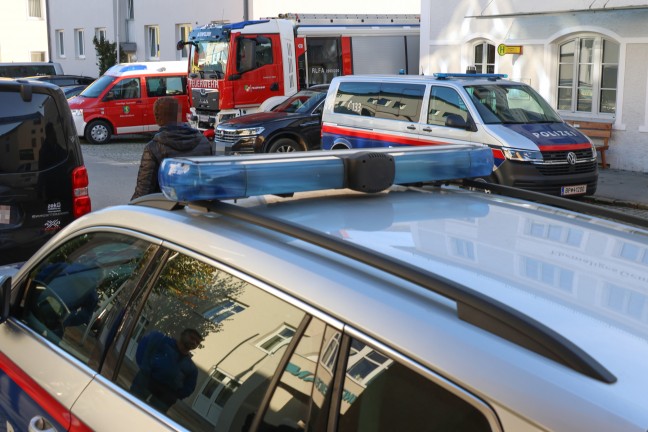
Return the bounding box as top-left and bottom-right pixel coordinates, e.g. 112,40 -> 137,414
0,78 -> 91,265
213,85 -> 328,154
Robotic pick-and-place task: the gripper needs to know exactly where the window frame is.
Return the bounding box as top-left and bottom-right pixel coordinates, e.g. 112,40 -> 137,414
473,41 -> 496,74
28,0 -> 42,18
95,27 -> 107,43
556,34 -> 618,117
75,28 -> 86,59
56,30 -> 65,58
146,25 -> 160,60
177,24 -> 192,59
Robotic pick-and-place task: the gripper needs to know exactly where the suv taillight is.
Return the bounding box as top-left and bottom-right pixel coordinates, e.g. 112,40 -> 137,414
72,166 -> 91,218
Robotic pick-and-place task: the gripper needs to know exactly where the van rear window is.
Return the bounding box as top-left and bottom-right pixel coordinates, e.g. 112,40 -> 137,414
334,81 -> 425,122
0,91 -> 68,174
0,65 -> 58,78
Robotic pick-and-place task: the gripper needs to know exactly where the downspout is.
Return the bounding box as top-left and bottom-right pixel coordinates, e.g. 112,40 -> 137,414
243,0 -> 249,20
45,0 -> 52,61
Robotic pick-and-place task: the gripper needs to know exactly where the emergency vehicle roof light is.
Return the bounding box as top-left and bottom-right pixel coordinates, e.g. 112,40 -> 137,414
434,73 -> 508,80
158,145 -> 494,202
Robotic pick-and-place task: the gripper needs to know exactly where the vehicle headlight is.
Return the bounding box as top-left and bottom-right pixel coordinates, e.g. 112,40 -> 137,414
233,127 -> 264,137
502,148 -> 543,162
71,109 -> 83,116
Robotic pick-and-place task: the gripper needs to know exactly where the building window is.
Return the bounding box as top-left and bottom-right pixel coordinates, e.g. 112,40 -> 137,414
30,52 -> 45,62
126,0 -> 134,19
178,24 -> 191,59
557,35 -> 619,115
203,299 -> 245,324
257,324 -> 296,354
474,42 -> 495,74
56,30 -> 65,58
146,26 -> 159,59
95,27 -> 107,43
75,29 -> 85,58
28,0 -> 42,18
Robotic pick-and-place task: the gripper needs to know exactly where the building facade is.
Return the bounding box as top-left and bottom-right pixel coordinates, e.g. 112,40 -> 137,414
0,0 -> 49,63
420,0 -> 648,172
45,0 -> 420,78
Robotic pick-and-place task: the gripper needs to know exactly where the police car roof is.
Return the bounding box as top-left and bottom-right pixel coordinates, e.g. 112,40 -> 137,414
35,149 -> 648,430
330,73 -> 523,86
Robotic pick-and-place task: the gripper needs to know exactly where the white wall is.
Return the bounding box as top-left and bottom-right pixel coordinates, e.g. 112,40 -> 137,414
0,1 -> 49,62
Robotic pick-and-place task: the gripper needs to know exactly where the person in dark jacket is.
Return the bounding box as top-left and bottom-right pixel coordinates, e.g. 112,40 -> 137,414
130,328 -> 202,412
131,97 -> 211,199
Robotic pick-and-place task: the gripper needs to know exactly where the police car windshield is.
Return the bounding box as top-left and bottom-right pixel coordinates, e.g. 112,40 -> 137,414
272,90 -> 326,113
79,75 -> 117,98
466,84 -> 562,125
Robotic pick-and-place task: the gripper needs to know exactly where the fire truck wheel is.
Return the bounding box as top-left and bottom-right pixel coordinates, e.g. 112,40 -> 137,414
268,138 -> 301,153
85,120 -> 112,144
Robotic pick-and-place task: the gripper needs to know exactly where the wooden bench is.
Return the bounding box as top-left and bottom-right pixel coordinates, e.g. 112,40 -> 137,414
565,120 -> 612,169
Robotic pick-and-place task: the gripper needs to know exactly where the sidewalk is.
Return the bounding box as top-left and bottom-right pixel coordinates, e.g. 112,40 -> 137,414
585,168 -> 648,209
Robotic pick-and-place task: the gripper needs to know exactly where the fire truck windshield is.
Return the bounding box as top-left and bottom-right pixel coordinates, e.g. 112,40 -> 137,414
191,41 -> 229,78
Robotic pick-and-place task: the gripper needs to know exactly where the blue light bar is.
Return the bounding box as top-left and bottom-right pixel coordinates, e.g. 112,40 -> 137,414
158,145 -> 494,202
434,73 -> 508,79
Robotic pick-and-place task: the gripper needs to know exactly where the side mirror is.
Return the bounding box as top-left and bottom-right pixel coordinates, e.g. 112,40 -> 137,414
445,113 -> 470,130
103,91 -> 115,101
176,40 -> 186,51
0,275 -> 11,323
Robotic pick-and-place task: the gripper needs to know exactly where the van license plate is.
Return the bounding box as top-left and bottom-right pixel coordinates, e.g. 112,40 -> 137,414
561,185 -> 587,196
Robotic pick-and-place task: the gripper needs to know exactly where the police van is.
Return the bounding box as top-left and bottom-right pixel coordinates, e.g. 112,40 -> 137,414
321,73 -> 598,197
68,61 -> 189,144
0,146 -> 647,431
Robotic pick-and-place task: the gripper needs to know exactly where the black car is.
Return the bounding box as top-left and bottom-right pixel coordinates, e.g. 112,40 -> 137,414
23,74 -> 96,87
213,85 -> 328,154
0,78 -> 91,265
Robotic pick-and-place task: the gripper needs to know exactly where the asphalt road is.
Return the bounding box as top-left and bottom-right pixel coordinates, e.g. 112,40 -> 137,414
82,135 -> 148,210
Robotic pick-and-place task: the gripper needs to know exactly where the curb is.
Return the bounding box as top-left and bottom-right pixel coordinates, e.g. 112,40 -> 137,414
582,196 -> 648,210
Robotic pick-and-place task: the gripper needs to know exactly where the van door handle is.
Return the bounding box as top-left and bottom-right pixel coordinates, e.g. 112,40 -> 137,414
422,127 -> 433,132
407,125 -> 416,130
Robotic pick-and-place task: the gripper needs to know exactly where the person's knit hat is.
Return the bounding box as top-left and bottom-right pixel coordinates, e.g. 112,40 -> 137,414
154,97 -> 179,126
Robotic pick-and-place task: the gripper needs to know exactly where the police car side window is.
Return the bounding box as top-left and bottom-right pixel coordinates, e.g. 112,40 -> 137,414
375,83 -> 425,122
333,82 -> 380,117
113,251 -> 307,431
18,232 -> 158,369
337,338 -> 492,432
261,320 -> 341,431
428,86 -> 469,126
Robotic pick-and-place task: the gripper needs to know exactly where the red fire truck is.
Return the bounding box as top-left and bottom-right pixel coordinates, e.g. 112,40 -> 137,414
176,13 -> 420,131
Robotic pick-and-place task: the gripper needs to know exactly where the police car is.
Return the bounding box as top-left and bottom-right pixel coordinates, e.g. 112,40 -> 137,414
0,145 -> 647,431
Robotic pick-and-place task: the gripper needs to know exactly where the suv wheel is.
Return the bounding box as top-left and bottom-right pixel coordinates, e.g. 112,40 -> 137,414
85,120 -> 112,144
269,138 -> 301,153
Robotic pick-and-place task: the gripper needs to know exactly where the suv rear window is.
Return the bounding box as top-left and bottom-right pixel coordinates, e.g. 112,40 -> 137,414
0,90 -> 68,174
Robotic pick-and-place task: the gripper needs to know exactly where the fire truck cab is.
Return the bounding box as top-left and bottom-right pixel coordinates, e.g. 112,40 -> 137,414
177,14 -> 420,131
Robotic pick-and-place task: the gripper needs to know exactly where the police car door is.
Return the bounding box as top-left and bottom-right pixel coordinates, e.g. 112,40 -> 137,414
421,85 -> 474,146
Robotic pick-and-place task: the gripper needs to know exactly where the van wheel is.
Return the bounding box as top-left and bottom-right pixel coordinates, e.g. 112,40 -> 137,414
85,120 -> 112,144
269,138 -> 301,153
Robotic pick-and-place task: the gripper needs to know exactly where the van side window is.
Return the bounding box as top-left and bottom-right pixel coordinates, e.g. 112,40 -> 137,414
337,338 -> 492,431
17,232 -> 158,370
113,251 -> 307,431
112,78 -> 140,100
376,83 -> 425,122
428,86 -> 469,126
145,76 -> 187,97
334,82 -> 381,117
